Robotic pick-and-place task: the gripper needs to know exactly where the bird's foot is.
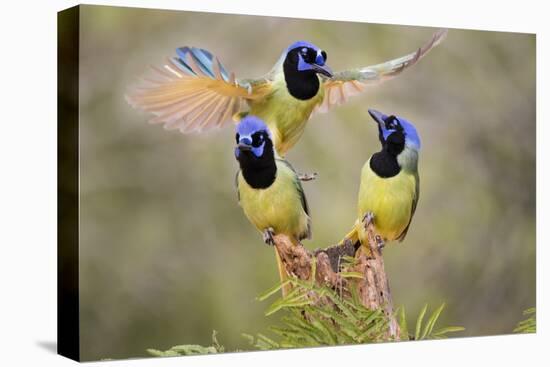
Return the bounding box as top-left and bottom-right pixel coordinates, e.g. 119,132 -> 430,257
263,227 -> 276,246
362,212 -> 375,230
375,235 -> 385,250
298,172 -> 318,182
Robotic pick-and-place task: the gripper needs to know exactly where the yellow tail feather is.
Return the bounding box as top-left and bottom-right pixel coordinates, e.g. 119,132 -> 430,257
274,246 -> 292,297
339,224 -> 359,247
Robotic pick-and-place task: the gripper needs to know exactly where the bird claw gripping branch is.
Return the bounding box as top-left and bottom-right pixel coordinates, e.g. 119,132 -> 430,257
375,235 -> 385,250
263,228 -> 276,246
362,212 -> 375,230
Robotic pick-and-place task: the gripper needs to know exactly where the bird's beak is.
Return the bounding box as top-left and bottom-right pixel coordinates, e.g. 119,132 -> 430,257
368,109 -> 387,128
237,142 -> 252,151
369,109 -> 388,144
312,63 -> 333,78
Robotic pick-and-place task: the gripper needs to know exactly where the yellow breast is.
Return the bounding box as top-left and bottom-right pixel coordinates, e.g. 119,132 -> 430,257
356,160 -> 416,242
237,160 -> 310,240
248,75 -> 325,156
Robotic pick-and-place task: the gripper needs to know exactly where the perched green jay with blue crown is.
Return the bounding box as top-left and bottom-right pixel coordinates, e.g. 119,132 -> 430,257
233,115 -> 310,294
126,29 -> 446,157
343,109 -> 420,250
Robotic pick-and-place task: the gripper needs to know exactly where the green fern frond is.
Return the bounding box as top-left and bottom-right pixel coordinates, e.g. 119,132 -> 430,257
414,304 -> 428,340
397,306 -> 409,338
147,283 -> 465,356
514,307 -> 536,334
399,303 -> 464,341
146,330 -> 223,357
248,278 -> 389,348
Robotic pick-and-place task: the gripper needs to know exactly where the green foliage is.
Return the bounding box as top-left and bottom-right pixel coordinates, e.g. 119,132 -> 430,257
514,307 -> 536,334
146,330 -> 224,357
398,303 -> 464,340
244,277 -> 390,349
147,280 -> 464,356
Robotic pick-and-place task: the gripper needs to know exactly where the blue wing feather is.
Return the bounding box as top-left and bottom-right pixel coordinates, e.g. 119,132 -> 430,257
188,48 -> 215,78
191,48 -> 214,71
175,46 -> 211,76
192,48 -> 230,81
175,46 -> 232,81
197,48 -> 230,81
171,56 -> 196,76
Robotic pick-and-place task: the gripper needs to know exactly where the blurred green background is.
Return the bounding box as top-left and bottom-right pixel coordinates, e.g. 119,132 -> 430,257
76,5 -> 535,361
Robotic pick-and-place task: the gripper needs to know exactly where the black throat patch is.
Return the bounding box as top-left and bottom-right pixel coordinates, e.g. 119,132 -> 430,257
283,53 -> 320,100
369,131 -> 405,178
369,150 -> 401,178
237,140 -> 277,189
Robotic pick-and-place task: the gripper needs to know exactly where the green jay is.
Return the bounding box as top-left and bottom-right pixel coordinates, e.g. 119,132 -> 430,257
344,109 -> 420,250
126,29 -> 446,157
234,115 -> 310,294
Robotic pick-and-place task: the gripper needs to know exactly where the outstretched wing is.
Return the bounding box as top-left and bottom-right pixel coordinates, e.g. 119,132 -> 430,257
316,28 -> 448,113
126,47 -> 271,133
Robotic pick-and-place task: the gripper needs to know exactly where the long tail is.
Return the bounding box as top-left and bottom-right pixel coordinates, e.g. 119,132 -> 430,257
339,224 -> 359,247
273,234 -> 304,297
274,246 -> 292,297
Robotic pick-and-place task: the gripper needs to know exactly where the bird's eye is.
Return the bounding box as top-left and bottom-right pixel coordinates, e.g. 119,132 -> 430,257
321,50 -> 327,61
251,132 -> 264,148
307,49 -> 318,63
235,133 -> 240,144
385,115 -> 401,130
301,48 -> 308,56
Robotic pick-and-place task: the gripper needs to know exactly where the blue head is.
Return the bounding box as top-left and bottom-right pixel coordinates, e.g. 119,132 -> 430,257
284,41 -> 332,78
368,109 -> 421,153
234,116 -> 273,160
235,116 -> 277,189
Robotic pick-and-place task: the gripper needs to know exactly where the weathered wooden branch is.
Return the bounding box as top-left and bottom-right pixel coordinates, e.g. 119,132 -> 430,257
355,224 -> 399,338
272,219 -> 400,340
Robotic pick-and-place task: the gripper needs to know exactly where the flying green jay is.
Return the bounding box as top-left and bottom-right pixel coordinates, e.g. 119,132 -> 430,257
126,29 -> 446,157
233,116 -> 310,294
344,109 -> 420,250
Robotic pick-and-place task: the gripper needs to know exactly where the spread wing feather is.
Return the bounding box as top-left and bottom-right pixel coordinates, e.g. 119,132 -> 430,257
316,28 -> 448,113
126,47 -> 269,133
